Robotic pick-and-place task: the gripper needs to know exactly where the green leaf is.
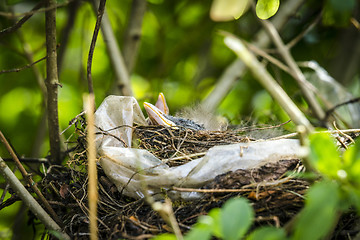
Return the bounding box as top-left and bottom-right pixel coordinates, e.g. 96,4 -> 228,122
210,0 -> 250,22
256,0 -> 280,20
293,181 -> 341,240
208,208 -> 221,238
185,215 -> 213,240
343,139 -> 360,182
220,198 -> 254,240
151,233 -> 177,240
309,132 -> 342,178
247,227 -> 287,240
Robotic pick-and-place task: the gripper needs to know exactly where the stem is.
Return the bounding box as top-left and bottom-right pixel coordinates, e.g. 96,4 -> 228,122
45,0 -> 61,164
0,157 -> 70,240
84,94 -> 99,240
224,34 -> 314,132
87,0 -> 107,99
91,0 -> 133,96
0,131 -> 64,227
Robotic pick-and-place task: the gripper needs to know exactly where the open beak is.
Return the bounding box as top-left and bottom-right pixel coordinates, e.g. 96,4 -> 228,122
154,92 -> 169,115
144,102 -> 177,127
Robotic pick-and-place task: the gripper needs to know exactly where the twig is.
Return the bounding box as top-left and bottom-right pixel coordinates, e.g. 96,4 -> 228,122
87,0 -> 107,101
260,19 -> 326,122
223,33 -> 314,132
0,157 -> 70,240
45,0 -> 61,164
123,0 -> 147,72
0,0 -> 73,18
0,2 -> 44,37
84,94 -> 99,240
91,0 -> 133,96
246,42 -> 291,73
286,13 -> 322,49
0,131 -> 64,228
201,0 -> 305,111
0,56 -> 46,74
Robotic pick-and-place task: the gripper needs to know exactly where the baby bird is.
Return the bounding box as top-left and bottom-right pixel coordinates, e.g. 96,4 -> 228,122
144,93 -> 227,131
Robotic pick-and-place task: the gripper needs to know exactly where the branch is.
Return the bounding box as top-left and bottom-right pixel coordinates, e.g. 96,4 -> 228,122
260,19 -> 326,122
87,0 -> 107,98
0,1 -> 44,37
0,157 -> 70,240
45,0 -> 61,164
0,131 -> 64,227
91,0 -> 133,96
0,0 -> 73,18
84,94 -> 99,240
122,0 -> 147,73
201,0 -> 305,112
224,34 -> 314,132
0,56 -> 46,74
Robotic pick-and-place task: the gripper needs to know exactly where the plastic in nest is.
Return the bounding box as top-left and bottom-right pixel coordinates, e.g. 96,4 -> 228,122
95,95 -> 303,200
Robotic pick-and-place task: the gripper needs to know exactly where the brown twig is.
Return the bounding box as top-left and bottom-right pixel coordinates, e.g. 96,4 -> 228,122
0,157 -> 70,239
87,0 -> 106,102
0,0 -> 73,18
260,19 -> 326,123
0,56 -> 46,74
0,131 -> 64,228
0,2 -> 44,37
45,0 -> 61,164
84,94 -> 99,240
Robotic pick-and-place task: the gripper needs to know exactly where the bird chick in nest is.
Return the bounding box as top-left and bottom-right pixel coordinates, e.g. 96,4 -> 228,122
144,93 -> 227,131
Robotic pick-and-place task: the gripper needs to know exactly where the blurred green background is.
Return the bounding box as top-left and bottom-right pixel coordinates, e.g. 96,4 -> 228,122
0,0 -> 359,238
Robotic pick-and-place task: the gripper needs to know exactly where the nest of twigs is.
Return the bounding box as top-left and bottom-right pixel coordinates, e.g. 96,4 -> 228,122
37,116 -> 356,239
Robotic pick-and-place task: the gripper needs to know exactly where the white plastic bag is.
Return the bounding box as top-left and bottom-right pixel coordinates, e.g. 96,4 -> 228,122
95,96 -> 302,200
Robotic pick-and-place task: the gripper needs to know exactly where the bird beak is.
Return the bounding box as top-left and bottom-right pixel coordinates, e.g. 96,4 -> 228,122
154,92 -> 169,115
143,102 -> 177,127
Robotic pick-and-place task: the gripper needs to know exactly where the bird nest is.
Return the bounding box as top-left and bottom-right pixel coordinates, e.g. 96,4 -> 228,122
38,116 -> 326,239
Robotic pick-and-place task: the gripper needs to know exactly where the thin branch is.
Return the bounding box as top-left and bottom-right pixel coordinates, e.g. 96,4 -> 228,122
0,0 -> 74,18
260,19 -> 326,122
87,0 -> 107,100
84,94 -> 99,240
0,56 -> 46,74
0,1 -> 44,37
0,157 -> 70,240
0,131 -> 64,227
201,0 -> 305,111
45,0 -> 61,164
223,33 -> 314,132
91,0 -> 133,96
286,12 -> 322,49
123,0 -> 147,72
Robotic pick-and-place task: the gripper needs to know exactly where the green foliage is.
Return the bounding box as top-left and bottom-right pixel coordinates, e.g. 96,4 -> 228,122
246,227 -> 287,240
293,181 -> 341,240
220,198 -> 254,240
255,0 -> 280,20
323,0 -> 356,26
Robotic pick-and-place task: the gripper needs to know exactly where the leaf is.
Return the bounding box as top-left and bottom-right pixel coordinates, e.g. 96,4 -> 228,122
309,132 -> 342,178
208,208 -> 221,238
184,215 -> 213,240
220,198 -> 254,240
151,233 -> 177,240
256,0 -> 280,20
293,181 -> 341,240
247,227 -> 287,240
210,0 -> 250,22
343,138 -> 360,181
323,0 -> 355,26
